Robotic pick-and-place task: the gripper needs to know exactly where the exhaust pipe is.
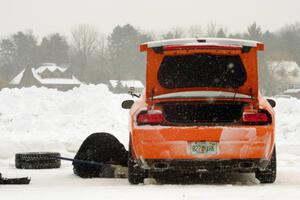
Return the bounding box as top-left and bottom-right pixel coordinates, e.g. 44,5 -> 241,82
238,162 -> 255,171
153,162 -> 169,170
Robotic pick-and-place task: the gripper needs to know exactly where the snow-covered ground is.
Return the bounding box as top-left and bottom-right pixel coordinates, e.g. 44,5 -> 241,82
0,85 -> 300,199
0,85 -> 130,160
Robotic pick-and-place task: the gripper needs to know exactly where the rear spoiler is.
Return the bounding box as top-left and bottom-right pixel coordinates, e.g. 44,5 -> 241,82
140,38 -> 264,52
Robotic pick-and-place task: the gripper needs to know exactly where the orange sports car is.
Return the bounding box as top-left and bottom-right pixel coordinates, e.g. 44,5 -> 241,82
122,38 -> 276,184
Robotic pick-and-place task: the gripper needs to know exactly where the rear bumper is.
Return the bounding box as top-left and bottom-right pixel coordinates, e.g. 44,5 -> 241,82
131,125 -> 274,160
138,158 -> 270,172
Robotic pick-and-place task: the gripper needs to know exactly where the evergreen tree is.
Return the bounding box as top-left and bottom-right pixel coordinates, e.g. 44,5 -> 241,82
39,33 -> 69,64
107,24 -> 152,80
245,22 -> 262,40
0,31 -> 38,78
216,28 -> 227,38
0,39 -> 16,65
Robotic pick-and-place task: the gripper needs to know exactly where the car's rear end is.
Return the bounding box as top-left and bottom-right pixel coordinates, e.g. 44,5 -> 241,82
128,38 -> 276,183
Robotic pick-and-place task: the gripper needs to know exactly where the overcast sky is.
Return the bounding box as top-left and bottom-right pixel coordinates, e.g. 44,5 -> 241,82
0,0 -> 299,37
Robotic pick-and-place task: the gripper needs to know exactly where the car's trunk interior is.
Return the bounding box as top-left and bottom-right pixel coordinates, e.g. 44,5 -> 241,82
160,101 -> 247,126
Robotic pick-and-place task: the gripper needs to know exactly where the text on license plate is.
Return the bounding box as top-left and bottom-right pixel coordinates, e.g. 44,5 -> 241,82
190,142 -> 218,155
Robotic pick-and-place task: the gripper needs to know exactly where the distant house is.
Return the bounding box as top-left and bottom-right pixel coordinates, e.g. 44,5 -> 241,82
282,88 -> 300,98
108,80 -> 144,94
268,61 -> 300,85
268,61 -> 300,98
9,63 -> 81,91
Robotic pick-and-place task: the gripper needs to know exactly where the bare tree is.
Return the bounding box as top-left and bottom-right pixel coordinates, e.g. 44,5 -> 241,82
71,24 -> 100,80
206,22 -> 218,37
277,23 -> 300,65
161,26 -> 185,39
187,25 -> 203,37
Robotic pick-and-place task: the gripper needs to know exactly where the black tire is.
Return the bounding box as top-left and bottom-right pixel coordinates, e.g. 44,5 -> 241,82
128,145 -> 147,184
255,145 -> 277,184
15,152 -> 61,169
73,132 -> 128,178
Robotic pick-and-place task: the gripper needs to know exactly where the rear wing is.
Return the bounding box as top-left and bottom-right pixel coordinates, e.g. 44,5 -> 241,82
140,38 -> 264,52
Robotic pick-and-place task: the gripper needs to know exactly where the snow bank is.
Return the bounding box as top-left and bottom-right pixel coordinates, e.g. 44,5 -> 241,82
0,85 -> 131,159
274,97 -> 300,144
0,85 -> 299,159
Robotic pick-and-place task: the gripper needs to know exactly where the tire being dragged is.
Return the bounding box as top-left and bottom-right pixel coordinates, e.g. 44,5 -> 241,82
15,152 -> 61,169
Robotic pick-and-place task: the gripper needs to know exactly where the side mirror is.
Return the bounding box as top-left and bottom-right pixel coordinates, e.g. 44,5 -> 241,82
267,99 -> 276,108
121,100 -> 134,109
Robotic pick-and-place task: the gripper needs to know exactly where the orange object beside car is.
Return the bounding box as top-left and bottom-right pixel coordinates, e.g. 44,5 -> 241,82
122,38 -> 276,184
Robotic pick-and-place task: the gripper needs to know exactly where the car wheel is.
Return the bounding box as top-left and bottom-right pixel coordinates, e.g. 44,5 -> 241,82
255,145 -> 277,184
128,146 -> 147,184
15,152 -> 61,169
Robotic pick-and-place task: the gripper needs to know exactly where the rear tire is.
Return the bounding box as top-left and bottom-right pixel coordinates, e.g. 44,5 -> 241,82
15,152 -> 61,169
128,146 -> 147,184
255,146 -> 277,184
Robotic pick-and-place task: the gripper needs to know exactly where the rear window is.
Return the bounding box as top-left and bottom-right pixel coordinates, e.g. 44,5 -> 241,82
157,54 -> 247,89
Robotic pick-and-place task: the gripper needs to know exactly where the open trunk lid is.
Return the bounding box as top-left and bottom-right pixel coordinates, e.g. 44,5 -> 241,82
141,38 -> 264,101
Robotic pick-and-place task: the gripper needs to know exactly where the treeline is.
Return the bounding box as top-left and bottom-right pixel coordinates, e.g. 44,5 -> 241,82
0,22 -> 300,94
0,24 -> 151,86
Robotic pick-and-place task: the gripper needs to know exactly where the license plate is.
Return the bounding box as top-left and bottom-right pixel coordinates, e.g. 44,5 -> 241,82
190,142 -> 218,155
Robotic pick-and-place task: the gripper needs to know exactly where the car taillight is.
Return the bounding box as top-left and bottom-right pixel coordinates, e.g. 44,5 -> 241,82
137,110 -> 165,125
242,112 -> 269,123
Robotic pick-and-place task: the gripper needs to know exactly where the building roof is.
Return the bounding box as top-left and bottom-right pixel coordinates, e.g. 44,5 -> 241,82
9,69 -> 26,85
32,68 -> 81,85
9,64 -> 81,86
109,80 -> 144,88
35,65 -> 68,74
284,88 -> 300,94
